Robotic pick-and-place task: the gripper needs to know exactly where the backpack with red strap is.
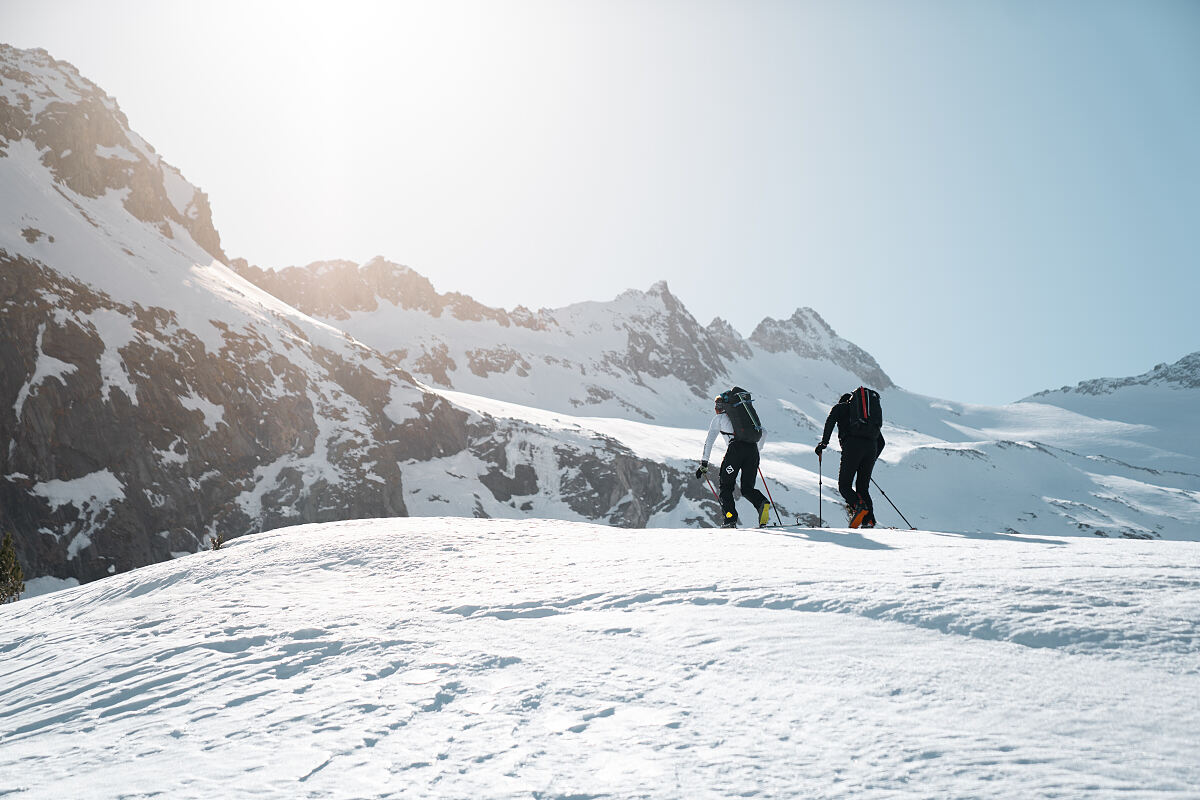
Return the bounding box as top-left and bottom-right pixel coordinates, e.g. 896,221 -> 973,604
847,386 -> 882,438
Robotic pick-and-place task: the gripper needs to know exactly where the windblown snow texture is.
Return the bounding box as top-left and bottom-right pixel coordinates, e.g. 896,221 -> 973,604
2,518 -> 1198,798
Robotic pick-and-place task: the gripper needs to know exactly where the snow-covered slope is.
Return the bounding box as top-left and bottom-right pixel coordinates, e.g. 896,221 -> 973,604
3,518 -> 1198,798
1022,352 -> 1200,465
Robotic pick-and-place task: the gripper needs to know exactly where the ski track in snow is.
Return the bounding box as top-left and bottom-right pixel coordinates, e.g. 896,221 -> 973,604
2,518 -> 1199,799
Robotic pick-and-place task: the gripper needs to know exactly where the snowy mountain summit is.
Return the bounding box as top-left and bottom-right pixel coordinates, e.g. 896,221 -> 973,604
748,307 -> 893,391
0,44 -> 224,261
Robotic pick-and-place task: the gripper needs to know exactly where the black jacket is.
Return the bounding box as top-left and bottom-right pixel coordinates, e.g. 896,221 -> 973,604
820,401 -> 885,454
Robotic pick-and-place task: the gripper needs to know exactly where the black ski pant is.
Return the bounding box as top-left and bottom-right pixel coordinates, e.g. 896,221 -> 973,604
838,437 -> 878,513
719,440 -> 768,521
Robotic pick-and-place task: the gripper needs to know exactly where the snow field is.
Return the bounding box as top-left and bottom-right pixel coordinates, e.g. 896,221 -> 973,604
3,518 -> 1198,799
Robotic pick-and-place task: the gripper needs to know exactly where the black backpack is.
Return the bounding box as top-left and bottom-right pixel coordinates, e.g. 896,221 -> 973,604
717,387 -> 763,443
847,386 -> 882,438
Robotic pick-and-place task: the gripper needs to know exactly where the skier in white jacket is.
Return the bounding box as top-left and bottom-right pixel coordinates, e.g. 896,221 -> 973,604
696,387 -> 770,528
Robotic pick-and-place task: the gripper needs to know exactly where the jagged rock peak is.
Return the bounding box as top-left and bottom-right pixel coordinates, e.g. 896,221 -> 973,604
1028,351 -> 1200,398
705,317 -> 753,361
0,44 -> 226,263
602,281 -> 732,397
0,45 -> 104,110
750,308 -> 894,390
614,280 -> 677,307
608,281 -> 709,332
754,307 -> 836,341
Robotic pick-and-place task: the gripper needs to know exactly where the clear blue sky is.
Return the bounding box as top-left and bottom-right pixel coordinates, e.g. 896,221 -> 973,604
5,0 -> 1198,404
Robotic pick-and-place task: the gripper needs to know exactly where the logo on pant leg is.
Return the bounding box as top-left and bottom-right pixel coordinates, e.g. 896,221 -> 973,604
725,465 -> 734,474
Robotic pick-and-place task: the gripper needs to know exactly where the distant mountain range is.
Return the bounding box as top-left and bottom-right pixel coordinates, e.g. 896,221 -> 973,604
3,43 -> 1199,590
230,256 -> 892,423
1031,353 -> 1200,397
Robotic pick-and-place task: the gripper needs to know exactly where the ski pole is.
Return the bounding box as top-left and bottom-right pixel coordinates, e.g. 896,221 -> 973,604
818,452 -> 823,528
871,477 -> 915,530
757,467 -> 784,527
703,476 -> 727,528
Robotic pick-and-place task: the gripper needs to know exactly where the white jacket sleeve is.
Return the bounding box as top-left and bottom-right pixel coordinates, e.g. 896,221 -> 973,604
701,414 -> 722,462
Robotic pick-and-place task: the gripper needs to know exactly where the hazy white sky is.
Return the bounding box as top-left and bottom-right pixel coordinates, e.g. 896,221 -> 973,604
4,0 -> 1198,404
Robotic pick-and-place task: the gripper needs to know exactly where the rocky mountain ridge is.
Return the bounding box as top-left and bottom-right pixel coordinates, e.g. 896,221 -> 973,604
231,256 -> 549,331
230,257 -> 893,422
1028,352 -> 1200,397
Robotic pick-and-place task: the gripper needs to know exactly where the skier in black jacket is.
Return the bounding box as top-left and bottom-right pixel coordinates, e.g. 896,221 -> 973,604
816,393 -> 885,528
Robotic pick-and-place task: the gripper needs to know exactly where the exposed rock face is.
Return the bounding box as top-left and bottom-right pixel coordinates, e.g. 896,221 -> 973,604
1,253 -> 453,581
600,281 -> 735,398
466,346 -> 531,379
750,308 -> 894,390
705,317 -> 754,362
555,447 -> 704,528
463,418 -> 709,528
